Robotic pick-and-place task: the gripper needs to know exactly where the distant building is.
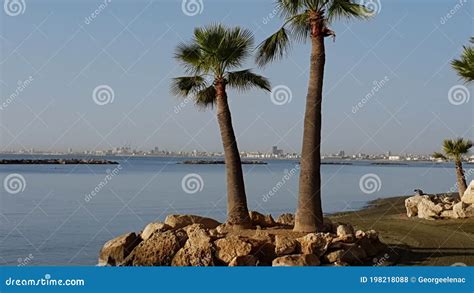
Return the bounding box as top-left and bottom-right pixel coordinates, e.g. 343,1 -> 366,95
389,155 -> 401,161
272,146 -> 283,157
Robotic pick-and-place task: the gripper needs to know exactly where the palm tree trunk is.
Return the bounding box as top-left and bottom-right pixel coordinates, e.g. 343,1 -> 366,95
294,31 -> 325,233
455,159 -> 467,199
215,81 -> 251,228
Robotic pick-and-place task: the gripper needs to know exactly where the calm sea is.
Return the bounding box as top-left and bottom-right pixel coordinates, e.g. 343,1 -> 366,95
0,155 -> 471,266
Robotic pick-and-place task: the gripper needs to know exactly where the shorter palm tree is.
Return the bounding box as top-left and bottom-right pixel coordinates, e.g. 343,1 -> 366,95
433,138 -> 473,198
451,37 -> 473,83
171,24 -> 271,228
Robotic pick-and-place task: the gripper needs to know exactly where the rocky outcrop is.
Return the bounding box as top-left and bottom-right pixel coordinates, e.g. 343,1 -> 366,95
405,193 -> 473,220
249,211 -> 276,227
164,215 -> 221,229
272,254 -> 320,266
462,180 -> 474,204
100,213 -> 386,267
98,232 -> 142,266
275,213 -> 294,226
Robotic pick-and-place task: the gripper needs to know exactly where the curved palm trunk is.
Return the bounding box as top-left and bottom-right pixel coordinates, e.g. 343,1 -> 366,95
455,159 -> 467,199
294,32 -> 325,232
215,81 -> 251,228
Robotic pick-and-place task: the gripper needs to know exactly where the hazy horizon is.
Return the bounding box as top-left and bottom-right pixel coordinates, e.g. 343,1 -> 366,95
1,0 -> 473,155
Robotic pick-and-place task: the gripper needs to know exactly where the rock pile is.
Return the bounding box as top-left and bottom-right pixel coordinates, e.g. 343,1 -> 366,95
405,181 -> 474,220
98,212 -> 386,267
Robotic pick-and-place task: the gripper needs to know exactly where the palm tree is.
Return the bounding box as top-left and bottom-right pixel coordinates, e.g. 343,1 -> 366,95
433,138 -> 473,198
256,0 -> 371,232
451,37 -> 474,83
172,25 -> 271,228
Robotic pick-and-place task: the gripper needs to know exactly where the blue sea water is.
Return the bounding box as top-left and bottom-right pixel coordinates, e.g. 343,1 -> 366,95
0,155 -> 471,266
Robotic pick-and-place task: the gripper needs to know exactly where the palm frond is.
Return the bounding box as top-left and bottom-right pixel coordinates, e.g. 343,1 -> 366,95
276,0 -> 305,18
195,86 -> 217,108
226,69 -> 271,92
288,11 -> 311,42
255,27 -> 290,67
327,0 -> 372,22
442,138 -> 473,159
174,43 -> 205,73
218,27 -> 254,70
432,152 -> 447,161
451,40 -> 474,83
171,76 -> 207,97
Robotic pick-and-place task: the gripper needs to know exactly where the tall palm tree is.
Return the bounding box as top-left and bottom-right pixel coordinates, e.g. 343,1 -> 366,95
433,138 -> 473,198
451,37 -> 474,83
172,25 -> 271,228
256,0 -> 371,232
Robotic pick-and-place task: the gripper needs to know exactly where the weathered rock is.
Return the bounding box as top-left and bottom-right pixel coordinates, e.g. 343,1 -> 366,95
272,254 -> 320,266
123,230 -> 187,266
462,180 -> 474,204
405,195 -> 425,217
228,255 -> 258,266
98,232 -> 141,266
275,235 -> 297,256
141,222 -> 170,241
249,211 -> 275,227
440,210 -> 457,219
164,215 -> 221,229
214,236 -> 252,264
453,202 -> 468,218
296,233 -> 332,257
172,225 -> 214,266
323,244 -> 367,264
336,224 -> 354,238
417,198 -> 443,219
355,230 -> 366,239
275,213 -> 294,226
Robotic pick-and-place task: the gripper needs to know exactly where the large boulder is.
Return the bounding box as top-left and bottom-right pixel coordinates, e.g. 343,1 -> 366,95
164,215 -> 221,229
275,235 -> 297,256
323,244 -> 367,264
141,222 -> 170,241
453,202 -> 474,218
336,224 -> 355,238
275,213 -> 295,226
214,236 -> 252,264
228,255 -> 258,266
98,232 -> 141,266
296,233 -> 332,257
171,224 -> 214,266
462,180 -> 474,204
417,198 -> 443,219
122,230 -> 187,266
272,254 -> 320,266
249,211 -> 275,227
405,195 -> 425,217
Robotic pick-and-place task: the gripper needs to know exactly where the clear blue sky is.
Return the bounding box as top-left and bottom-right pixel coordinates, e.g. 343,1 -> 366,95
0,0 -> 472,154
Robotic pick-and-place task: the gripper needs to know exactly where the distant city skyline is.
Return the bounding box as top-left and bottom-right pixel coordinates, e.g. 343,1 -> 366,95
1,0 -> 472,155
